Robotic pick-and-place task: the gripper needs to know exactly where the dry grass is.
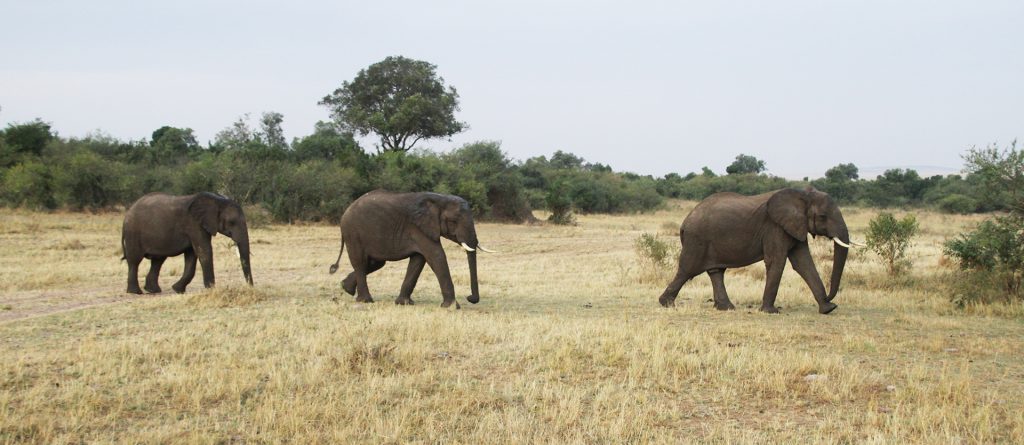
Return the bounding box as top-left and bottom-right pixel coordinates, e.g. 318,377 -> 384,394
1,202 -> 1023,443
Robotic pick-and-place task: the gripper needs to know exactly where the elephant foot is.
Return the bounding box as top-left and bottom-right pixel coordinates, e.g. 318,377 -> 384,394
714,301 -> 736,311
395,296 -> 414,305
172,283 -> 187,294
759,305 -> 780,314
466,294 -> 479,304
126,286 -> 143,295
818,302 -> 838,315
440,300 -> 461,309
355,294 -> 374,303
341,277 -> 356,296
658,296 -> 676,307
144,284 -> 161,294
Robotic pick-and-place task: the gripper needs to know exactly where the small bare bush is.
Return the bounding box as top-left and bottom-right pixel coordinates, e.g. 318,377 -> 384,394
633,232 -> 677,283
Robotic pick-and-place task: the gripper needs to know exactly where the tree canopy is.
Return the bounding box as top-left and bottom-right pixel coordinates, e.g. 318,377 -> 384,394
725,154 -> 766,175
319,56 -> 465,153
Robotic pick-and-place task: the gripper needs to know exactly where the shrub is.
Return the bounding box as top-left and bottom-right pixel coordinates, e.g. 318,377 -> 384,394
546,181 -> 576,225
936,194 -> 977,214
634,233 -> 674,269
52,150 -> 127,210
633,233 -> 678,284
944,215 -> 1024,304
1,161 -> 55,209
865,212 -> 919,276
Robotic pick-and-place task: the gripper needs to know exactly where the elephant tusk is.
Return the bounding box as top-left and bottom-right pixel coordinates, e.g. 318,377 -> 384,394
460,242 -> 475,252
833,238 -> 853,249
234,246 -> 241,258
476,245 -> 497,253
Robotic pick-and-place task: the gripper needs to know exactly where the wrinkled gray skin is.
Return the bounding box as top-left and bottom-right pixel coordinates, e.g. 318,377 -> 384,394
122,192 -> 253,294
329,190 -> 482,308
658,188 -> 849,314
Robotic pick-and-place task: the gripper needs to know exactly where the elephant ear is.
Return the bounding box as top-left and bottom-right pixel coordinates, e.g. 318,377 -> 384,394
767,189 -> 809,242
188,193 -> 222,235
411,196 -> 441,241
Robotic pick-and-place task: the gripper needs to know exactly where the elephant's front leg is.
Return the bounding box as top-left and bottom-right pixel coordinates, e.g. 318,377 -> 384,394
760,253 -> 786,314
194,237 -> 216,288
708,269 -> 735,310
172,248 -> 197,294
395,254 -> 426,305
423,248 -> 459,309
144,256 -> 166,293
788,243 -> 838,314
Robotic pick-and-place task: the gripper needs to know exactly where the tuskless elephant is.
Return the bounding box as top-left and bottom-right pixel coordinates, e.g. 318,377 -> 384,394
658,187 -> 860,314
122,192 -> 253,294
329,190 -> 494,308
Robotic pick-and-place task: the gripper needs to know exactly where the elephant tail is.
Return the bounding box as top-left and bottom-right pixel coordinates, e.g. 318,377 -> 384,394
120,235 -> 126,262
328,233 -> 345,274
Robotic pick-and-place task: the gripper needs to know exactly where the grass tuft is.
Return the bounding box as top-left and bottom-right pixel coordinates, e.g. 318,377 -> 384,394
187,285 -> 272,308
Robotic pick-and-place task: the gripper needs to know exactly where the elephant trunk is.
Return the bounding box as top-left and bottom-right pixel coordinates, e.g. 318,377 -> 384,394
466,250 -> 480,304
236,232 -> 253,286
827,221 -> 849,302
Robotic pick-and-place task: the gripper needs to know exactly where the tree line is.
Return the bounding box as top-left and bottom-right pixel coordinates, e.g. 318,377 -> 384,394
0,117 -> 1014,223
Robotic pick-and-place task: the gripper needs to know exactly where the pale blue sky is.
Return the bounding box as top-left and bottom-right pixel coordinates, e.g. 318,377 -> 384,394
1,0 -> 1021,178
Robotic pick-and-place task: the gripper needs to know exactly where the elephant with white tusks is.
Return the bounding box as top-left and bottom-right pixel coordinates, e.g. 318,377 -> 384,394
329,190 -> 496,308
659,187 -> 863,314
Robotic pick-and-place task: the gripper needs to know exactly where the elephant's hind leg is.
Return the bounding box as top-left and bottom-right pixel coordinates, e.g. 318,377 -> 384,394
659,268 -> 697,307
396,254 -> 426,305
172,249 -> 197,294
349,258 -> 384,303
342,259 -> 385,298
708,269 -> 735,310
144,256 -> 166,293
125,254 -> 144,295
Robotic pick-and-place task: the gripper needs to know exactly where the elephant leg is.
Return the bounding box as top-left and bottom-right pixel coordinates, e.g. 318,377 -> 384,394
396,254 -> 425,305
125,253 -> 144,295
659,266 -> 697,307
760,253 -> 786,314
788,243 -> 838,314
708,269 -> 735,310
423,248 -> 458,309
172,248 -> 197,294
144,256 -> 166,293
194,237 -> 215,288
342,259 -> 384,297
348,255 -> 382,303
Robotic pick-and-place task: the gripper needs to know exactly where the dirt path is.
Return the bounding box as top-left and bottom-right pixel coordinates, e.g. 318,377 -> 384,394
0,286 -> 154,323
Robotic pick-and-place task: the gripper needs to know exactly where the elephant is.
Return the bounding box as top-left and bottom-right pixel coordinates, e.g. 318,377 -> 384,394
328,190 -> 494,308
122,192 -> 253,294
658,187 -> 860,314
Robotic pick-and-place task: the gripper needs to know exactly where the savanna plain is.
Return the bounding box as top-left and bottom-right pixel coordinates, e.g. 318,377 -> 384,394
1,201 -> 1022,444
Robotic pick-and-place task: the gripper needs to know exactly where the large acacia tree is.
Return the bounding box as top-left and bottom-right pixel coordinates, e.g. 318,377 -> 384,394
320,56 -> 466,153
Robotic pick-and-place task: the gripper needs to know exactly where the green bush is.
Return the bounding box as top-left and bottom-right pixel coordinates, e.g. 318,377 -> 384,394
944,216 -> 1024,304
936,194 -> 978,214
865,212 -> 919,276
263,161 -> 362,223
1,161 -> 55,209
52,150 -> 127,210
